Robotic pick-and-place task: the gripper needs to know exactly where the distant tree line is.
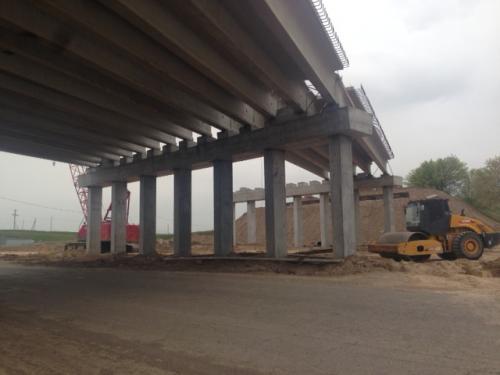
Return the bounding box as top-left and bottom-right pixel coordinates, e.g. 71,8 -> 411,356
406,155 -> 500,221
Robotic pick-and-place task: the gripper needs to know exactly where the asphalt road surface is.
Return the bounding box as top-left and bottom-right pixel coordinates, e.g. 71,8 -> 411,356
1,261 -> 499,375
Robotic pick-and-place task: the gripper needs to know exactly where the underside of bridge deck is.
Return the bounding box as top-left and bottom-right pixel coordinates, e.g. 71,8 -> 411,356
0,0 -> 395,258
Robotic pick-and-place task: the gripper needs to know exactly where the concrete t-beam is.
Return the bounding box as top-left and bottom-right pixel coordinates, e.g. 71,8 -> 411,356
174,168 -> 192,256
111,181 -> 127,254
213,160 -> 233,256
264,149 -> 287,258
329,135 -> 356,258
139,175 -> 157,255
246,200 -> 257,244
86,186 -> 102,255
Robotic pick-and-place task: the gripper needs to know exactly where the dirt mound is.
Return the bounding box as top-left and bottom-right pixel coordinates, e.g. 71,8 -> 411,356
235,187 -> 500,246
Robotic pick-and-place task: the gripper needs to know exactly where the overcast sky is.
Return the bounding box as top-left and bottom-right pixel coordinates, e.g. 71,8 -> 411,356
0,0 -> 499,232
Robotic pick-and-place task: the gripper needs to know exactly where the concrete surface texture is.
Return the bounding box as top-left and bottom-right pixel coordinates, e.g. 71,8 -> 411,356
1,261 -> 499,374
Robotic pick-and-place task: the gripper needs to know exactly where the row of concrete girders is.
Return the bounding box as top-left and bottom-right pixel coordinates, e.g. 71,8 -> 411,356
0,0 -> 371,171
233,176 -> 402,247
85,134 -> 361,259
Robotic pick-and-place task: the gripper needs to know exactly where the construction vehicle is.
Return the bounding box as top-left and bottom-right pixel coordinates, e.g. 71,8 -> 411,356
369,197 -> 500,261
65,164 -> 139,252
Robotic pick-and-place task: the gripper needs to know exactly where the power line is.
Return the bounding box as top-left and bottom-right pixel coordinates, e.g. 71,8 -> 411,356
0,196 -> 81,214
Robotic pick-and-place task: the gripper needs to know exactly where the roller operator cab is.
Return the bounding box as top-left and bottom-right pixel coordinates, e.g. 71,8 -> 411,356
369,198 -> 500,261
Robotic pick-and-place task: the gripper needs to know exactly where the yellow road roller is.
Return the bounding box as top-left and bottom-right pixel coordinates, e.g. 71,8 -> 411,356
368,198 -> 500,261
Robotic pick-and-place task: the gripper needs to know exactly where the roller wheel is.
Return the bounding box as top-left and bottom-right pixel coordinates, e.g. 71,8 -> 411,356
438,252 -> 457,261
452,232 -> 484,260
410,254 -> 431,262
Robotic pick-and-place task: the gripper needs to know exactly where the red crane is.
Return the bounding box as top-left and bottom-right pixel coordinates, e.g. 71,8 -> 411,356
66,164 -> 139,251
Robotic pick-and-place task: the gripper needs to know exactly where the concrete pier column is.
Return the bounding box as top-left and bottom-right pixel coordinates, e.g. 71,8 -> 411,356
174,168 -> 192,256
139,175 -> 157,255
293,196 -> 304,248
329,135 -> 356,258
233,202 -> 237,247
319,193 -> 332,248
383,185 -> 395,233
111,181 -> 127,254
246,200 -> 257,244
264,149 -> 287,258
213,160 -> 233,256
354,189 -> 361,247
86,186 -> 102,255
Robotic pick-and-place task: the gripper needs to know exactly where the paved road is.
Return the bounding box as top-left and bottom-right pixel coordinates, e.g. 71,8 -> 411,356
0,261 -> 499,374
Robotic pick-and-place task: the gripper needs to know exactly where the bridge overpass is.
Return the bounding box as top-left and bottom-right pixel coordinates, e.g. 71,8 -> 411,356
0,0 -> 395,258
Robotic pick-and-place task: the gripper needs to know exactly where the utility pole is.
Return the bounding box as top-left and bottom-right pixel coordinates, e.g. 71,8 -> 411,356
31,218 -> 37,231
12,209 -> 18,230
50,216 -> 53,232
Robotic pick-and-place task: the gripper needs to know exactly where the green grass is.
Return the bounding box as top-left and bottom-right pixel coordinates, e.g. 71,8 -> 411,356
0,229 -> 215,243
0,230 -> 77,243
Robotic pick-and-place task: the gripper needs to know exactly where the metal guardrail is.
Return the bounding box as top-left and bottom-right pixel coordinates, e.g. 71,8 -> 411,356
310,0 -> 350,69
354,86 -> 394,159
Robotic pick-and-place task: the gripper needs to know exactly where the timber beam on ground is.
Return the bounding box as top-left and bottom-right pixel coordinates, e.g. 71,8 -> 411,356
79,107 -> 372,187
233,175 -> 404,203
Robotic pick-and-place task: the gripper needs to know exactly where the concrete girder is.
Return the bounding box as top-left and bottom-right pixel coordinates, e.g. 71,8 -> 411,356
0,88 -> 154,152
3,0 -> 248,132
0,72 -> 171,147
0,145 -> 97,167
181,0 -> 317,114
0,54 -> 192,141
291,148 -> 330,171
357,133 -> 390,174
250,0 -> 348,106
0,29 -> 214,138
285,151 -> 330,180
100,0 -> 278,118
0,136 -> 100,166
79,107 -> 373,187
0,125 -> 122,161
0,104 -> 136,157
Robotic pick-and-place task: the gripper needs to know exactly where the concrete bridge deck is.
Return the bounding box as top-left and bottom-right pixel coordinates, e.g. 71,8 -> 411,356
0,0 -> 396,258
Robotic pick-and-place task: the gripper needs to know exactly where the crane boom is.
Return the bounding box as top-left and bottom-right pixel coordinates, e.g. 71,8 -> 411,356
69,164 -> 89,223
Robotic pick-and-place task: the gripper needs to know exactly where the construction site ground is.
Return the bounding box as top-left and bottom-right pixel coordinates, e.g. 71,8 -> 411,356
1,243 -> 500,374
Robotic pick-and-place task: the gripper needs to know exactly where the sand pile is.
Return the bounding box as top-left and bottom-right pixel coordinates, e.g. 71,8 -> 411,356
235,187 -> 500,247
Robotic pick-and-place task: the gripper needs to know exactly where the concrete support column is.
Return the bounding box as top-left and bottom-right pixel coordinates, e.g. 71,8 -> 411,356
111,181 -> 127,254
174,168 -> 192,256
329,135 -> 356,258
213,160 -> 233,256
139,175 -> 156,255
233,202 -> 237,247
383,185 -> 395,233
264,149 -> 287,258
293,196 -> 304,248
246,200 -> 257,244
86,186 -> 102,255
319,193 -> 332,248
354,189 -> 361,247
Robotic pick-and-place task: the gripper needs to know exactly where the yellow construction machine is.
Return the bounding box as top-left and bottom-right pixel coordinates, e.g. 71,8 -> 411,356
369,197 -> 500,261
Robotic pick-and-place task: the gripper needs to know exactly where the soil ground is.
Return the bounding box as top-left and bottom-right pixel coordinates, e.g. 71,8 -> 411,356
1,256 -> 500,374
1,242 -> 500,374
